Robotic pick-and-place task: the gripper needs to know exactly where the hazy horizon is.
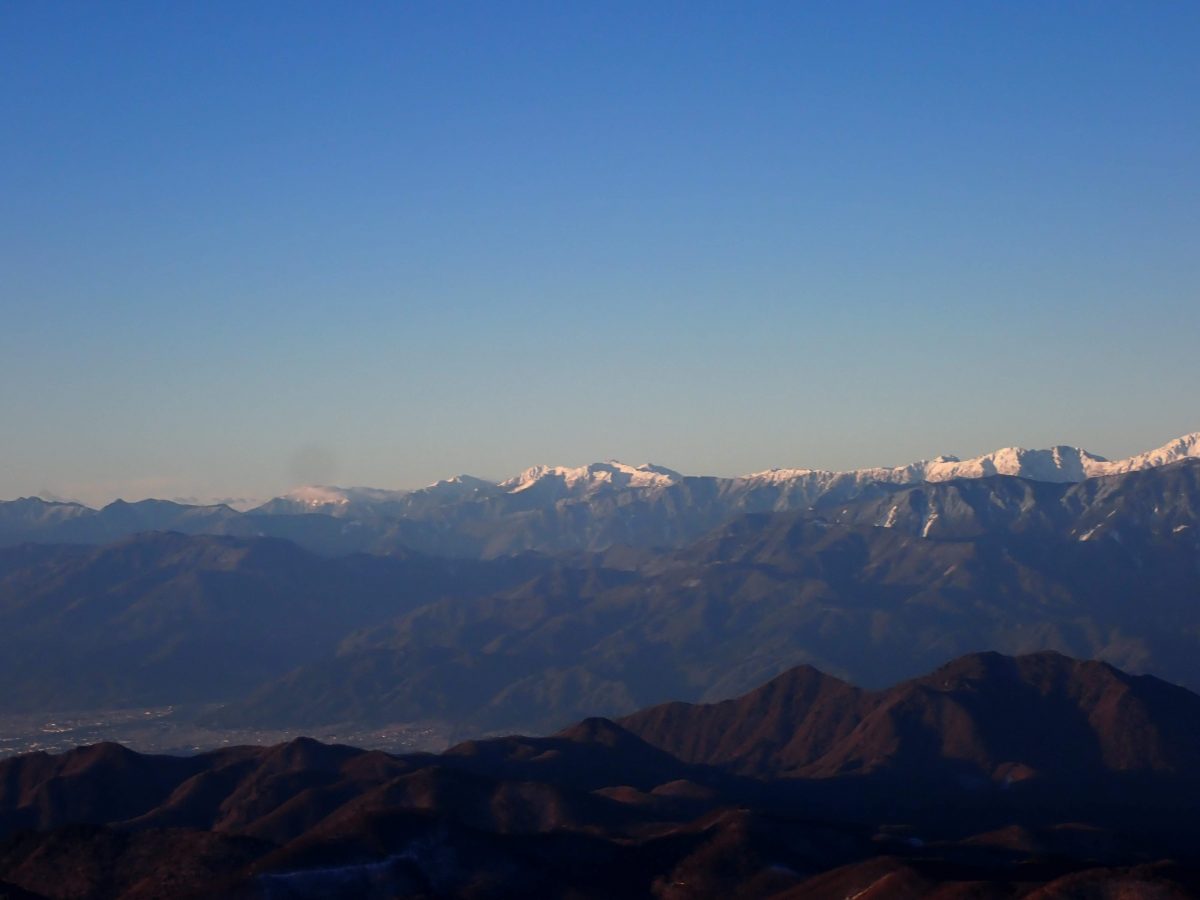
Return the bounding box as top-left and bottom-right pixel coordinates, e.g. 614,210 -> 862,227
4,3 -> 1198,506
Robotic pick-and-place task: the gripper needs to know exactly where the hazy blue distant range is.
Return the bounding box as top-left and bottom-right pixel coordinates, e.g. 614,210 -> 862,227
1,448 -> 1198,739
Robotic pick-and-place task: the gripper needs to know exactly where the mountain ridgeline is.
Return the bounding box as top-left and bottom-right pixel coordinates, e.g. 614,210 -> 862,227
2,652 -> 1200,899
6,431 -> 1199,558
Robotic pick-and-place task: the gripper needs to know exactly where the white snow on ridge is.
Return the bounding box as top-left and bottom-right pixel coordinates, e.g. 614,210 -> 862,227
278,485 -> 355,508
743,432 -> 1200,489
267,431 -> 1200,515
1088,431 -> 1200,476
418,474 -> 499,498
501,461 -> 683,496
273,485 -> 414,511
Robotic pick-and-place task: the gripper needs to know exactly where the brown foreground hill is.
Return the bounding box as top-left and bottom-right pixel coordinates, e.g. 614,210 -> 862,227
1,651 -> 1199,899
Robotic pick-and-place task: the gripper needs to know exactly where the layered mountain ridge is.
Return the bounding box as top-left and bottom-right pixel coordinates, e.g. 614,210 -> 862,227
5,431 -> 1199,558
2,652 -> 1200,899
4,434 -> 1200,896
5,460 -> 1199,735
617,651 -> 1200,781
214,461 -> 1200,735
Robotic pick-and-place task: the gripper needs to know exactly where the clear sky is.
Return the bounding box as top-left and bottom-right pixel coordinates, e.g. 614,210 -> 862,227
2,2 -> 1198,505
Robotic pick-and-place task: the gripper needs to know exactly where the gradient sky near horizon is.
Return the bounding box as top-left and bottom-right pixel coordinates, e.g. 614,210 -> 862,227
3,2 -> 1198,505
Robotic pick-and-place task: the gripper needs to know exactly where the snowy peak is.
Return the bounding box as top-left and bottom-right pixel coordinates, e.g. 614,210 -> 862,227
414,474 -> 502,503
501,461 -> 683,497
276,485 -> 355,509
744,433 -> 1200,490
916,444 -> 1109,483
743,447 -> 1095,486
937,432 -> 1200,482
421,474 -> 496,492
252,485 -> 414,516
1091,431 -> 1200,475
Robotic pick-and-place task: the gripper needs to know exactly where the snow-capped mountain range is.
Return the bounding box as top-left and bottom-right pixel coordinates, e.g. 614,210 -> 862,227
4,431 -> 1198,559
261,431 -> 1200,516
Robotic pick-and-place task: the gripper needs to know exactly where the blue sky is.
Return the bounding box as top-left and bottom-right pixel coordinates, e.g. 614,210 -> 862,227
2,2 -> 1197,504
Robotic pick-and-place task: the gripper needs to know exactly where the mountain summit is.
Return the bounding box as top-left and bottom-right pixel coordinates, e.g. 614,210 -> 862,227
499,461 -> 683,498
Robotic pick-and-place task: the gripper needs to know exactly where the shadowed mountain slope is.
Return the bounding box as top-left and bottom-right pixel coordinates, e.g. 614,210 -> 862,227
3,653 -> 1200,898
809,458 -> 1200,544
619,651 -> 1200,781
217,469 -> 1200,734
4,462 -> 1200,742
0,533 -> 551,713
